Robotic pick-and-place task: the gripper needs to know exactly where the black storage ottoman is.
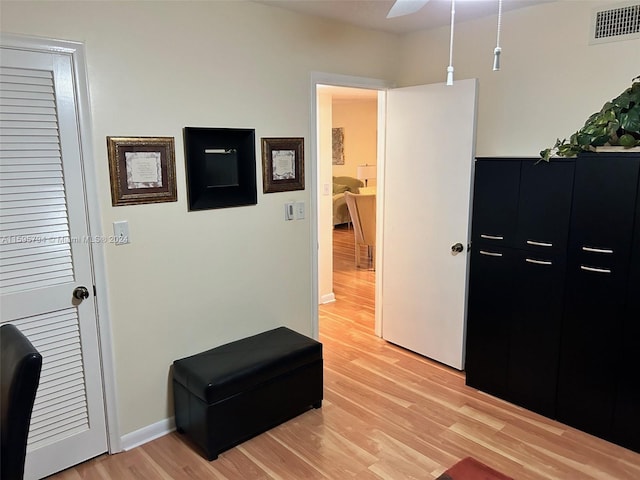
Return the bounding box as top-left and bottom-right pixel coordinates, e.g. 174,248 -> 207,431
172,326 -> 323,460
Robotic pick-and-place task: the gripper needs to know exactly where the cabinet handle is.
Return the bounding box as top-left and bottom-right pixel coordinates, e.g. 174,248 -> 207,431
527,240 -> 553,247
480,234 -> 504,240
479,250 -> 503,257
580,265 -> 612,274
525,258 -> 553,266
582,246 -> 614,254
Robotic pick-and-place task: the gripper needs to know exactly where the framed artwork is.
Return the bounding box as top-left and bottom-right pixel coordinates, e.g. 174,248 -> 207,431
261,137 -> 305,193
332,127 -> 344,165
107,136 -> 177,206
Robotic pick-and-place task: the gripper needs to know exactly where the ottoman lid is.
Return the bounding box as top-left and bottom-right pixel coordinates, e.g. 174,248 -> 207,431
173,326 -> 322,404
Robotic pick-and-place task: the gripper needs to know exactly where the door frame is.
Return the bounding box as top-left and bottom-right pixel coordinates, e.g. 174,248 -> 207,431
309,72 -> 391,338
1,33 -> 121,452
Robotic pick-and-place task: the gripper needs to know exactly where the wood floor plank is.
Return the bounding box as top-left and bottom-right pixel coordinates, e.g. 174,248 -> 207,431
46,226 -> 640,479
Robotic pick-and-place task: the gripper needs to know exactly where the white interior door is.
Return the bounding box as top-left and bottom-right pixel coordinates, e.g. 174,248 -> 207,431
381,79 -> 477,370
0,45 -> 108,479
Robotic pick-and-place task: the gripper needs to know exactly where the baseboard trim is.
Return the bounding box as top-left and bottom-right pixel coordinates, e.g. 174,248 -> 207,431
120,417 -> 175,451
320,292 -> 336,304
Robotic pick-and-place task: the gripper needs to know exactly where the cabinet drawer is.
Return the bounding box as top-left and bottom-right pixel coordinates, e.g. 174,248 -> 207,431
507,251 -> 566,417
471,159 -> 521,248
569,154 -> 640,258
557,254 -> 627,439
515,160 -> 574,253
465,246 -> 515,398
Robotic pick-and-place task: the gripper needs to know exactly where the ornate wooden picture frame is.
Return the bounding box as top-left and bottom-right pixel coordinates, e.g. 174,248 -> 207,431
261,137 -> 305,193
107,136 -> 177,206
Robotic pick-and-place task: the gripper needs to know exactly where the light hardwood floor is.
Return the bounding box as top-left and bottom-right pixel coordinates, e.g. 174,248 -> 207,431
48,225 -> 640,479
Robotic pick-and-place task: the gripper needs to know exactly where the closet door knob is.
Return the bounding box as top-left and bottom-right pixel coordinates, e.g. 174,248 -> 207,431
73,286 -> 90,301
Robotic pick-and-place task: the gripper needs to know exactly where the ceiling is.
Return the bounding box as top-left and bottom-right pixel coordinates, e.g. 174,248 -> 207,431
257,0 -> 554,36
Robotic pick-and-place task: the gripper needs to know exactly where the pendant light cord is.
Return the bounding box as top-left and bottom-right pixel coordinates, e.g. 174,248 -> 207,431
493,0 -> 503,71
446,0 -> 456,85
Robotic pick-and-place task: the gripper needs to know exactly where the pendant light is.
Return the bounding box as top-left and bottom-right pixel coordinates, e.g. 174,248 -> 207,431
446,0 -> 456,85
493,0 -> 503,71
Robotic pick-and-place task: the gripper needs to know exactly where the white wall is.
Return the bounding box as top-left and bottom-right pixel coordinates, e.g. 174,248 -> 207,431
398,0 -> 640,157
317,90 -> 334,304
0,0 -> 400,437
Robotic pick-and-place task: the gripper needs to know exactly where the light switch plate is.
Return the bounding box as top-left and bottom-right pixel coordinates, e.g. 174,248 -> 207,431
284,203 -> 295,221
113,221 -> 130,245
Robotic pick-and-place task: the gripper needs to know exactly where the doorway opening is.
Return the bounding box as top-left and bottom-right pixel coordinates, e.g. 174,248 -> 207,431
314,81 -> 383,340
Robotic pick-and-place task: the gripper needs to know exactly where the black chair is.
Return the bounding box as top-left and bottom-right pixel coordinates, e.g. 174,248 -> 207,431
1,323 -> 43,480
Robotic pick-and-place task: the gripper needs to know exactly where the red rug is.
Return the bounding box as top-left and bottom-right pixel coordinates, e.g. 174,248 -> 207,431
436,457 -> 513,480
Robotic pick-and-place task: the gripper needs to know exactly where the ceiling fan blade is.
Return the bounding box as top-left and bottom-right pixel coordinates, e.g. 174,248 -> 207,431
386,0 -> 430,19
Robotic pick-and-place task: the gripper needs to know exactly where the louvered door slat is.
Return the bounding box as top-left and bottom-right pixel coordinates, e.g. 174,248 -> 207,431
1,124 -> 60,133
40,358 -> 83,378
1,257 -> 72,275
0,209 -> 67,224
29,325 -> 79,346
1,167 -> 62,177
35,378 -> 85,402
0,119 -> 58,129
0,87 -> 54,98
33,385 -> 84,410
1,247 -> 70,268
0,66 -> 52,78
0,99 -> 56,109
1,197 -> 66,211
0,111 -> 58,120
0,150 -> 60,160
1,263 -> 73,283
0,240 -> 69,256
2,215 -> 68,229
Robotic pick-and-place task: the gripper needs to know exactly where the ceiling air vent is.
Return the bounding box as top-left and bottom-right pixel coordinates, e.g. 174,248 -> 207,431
590,2 -> 640,44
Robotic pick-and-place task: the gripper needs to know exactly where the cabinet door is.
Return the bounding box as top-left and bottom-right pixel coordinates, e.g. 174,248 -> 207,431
507,251 -> 566,417
471,159 -> 521,248
569,154 -> 639,261
557,154 -> 640,439
465,246 -> 515,398
515,160 -> 574,254
611,172 -> 640,453
557,262 -> 627,438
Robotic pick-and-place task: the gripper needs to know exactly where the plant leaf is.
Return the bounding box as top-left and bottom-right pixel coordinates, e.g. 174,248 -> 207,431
620,107 -> 640,132
619,134 -> 639,147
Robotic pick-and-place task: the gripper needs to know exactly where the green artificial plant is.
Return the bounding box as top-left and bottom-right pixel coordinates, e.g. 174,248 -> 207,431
540,76 -> 640,162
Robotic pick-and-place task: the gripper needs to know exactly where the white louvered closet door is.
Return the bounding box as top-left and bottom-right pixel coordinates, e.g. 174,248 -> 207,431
0,46 -> 107,479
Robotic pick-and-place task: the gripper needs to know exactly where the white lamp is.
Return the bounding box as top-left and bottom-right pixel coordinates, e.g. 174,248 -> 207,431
357,164 -> 376,187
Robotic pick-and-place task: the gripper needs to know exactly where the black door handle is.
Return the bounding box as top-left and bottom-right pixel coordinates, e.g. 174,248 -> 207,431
451,242 -> 464,254
73,286 -> 90,301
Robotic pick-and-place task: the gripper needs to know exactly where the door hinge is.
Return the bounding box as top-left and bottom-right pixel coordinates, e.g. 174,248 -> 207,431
93,285 -> 97,297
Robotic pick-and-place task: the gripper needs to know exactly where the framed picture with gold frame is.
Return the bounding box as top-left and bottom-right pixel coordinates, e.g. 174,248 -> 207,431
107,136 -> 177,206
261,137 -> 304,193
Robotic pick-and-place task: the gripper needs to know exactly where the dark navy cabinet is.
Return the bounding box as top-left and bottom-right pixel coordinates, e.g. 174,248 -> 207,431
466,153 -> 640,453
466,158 -> 574,418
557,154 -> 640,442
611,170 -> 640,452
